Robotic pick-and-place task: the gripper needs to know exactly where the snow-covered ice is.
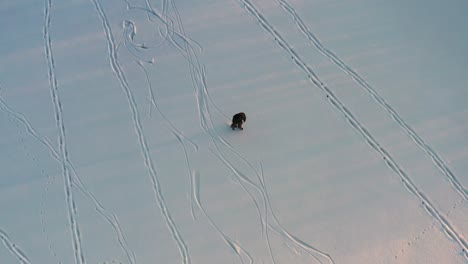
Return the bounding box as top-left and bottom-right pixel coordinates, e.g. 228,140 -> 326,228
0,0 -> 467,263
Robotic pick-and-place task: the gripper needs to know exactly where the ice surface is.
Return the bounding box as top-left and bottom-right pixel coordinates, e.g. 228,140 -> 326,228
0,0 -> 467,263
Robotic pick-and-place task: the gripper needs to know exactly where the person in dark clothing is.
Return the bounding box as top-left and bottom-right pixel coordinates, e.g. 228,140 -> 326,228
231,112 -> 246,130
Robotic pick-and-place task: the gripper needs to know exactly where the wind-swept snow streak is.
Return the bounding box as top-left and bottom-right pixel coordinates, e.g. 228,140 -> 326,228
0,229 -> 31,264
90,0 -> 190,263
43,1 -> 85,263
237,0 -> 468,257
0,90 -> 136,264
276,0 -> 468,201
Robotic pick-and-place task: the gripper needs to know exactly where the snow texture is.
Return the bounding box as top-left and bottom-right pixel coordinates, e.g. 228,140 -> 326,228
0,0 -> 467,263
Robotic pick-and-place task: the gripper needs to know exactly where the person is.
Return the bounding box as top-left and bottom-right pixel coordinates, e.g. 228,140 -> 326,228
231,112 -> 246,130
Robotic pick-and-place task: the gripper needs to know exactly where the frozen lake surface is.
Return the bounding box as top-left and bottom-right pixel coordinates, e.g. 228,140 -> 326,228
0,0 -> 467,263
